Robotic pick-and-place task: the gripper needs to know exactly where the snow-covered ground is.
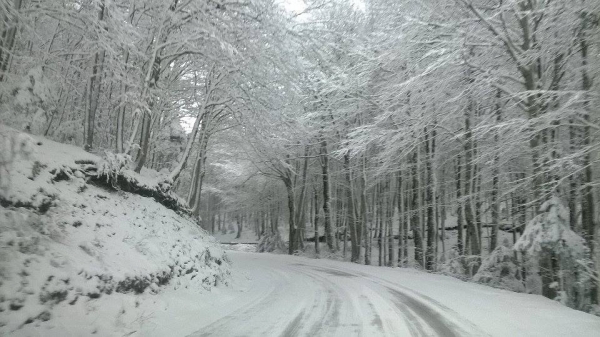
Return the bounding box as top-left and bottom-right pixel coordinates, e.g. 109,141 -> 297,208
153,251 -> 600,336
3,124 -> 599,336
8,247 -> 599,336
0,126 -> 229,336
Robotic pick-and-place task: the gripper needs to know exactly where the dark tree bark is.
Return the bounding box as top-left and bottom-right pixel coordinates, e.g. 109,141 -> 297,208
579,21 -> 598,304
320,137 -> 335,251
84,1 -> 106,151
284,176 -> 296,255
425,126 -> 435,270
314,189 -> 320,256
410,151 -> 423,267
456,154 -> 464,255
344,153 -> 360,262
464,108 -> 480,274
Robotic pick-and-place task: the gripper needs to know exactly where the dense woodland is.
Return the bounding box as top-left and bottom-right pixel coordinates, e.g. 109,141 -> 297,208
1,0 -> 600,313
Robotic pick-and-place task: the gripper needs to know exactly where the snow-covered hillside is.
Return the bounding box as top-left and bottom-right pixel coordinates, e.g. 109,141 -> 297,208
0,126 -> 229,336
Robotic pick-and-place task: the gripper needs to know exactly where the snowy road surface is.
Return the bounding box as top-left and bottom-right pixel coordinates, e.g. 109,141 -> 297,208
190,253 -> 481,336
171,251 -> 600,337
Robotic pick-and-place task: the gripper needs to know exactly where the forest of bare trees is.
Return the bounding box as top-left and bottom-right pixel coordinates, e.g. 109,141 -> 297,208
1,0 -> 600,313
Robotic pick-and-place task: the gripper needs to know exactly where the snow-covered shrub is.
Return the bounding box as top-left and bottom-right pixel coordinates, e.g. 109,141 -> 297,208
0,67 -> 54,134
473,239 -> 524,292
0,131 -> 35,196
51,119 -> 83,145
256,230 -> 286,253
438,247 -> 467,280
514,196 -> 593,309
96,151 -> 132,187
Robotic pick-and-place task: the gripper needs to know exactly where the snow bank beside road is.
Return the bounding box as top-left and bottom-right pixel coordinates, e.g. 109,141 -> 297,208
0,125 -> 229,336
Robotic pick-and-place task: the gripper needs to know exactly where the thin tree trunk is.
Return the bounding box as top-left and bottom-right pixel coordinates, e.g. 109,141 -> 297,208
314,189 -> 320,256
377,182 -> 383,266
440,172 -> 447,262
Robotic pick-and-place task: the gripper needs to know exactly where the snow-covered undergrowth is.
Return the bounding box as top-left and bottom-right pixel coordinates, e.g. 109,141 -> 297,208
0,125 -> 229,335
472,240 -> 525,292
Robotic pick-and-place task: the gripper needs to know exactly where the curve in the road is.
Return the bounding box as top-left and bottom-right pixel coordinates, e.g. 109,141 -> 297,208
191,255 -> 489,336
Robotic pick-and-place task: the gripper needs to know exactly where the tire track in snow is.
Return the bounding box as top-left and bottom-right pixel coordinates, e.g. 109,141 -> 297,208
189,254 -> 487,337
387,286 -> 458,336
192,267 -> 295,336
303,264 -> 484,336
290,263 -> 403,336
353,269 -> 490,336
285,263 -> 346,336
281,310 -> 305,336
305,264 -> 447,336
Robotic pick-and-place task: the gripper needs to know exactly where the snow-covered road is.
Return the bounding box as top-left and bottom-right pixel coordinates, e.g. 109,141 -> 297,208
180,251 -> 600,337
191,253 -> 481,336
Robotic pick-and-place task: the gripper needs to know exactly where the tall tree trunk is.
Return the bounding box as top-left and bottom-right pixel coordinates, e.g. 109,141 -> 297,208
397,171 -> 405,267
344,153 -> 360,262
84,1 -> 106,151
439,172 -> 447,263
133,55 -> 160,172
320,137 -> 335,251
490,91 -> 502,251
188,125 -> 210,217
579,22 -> 597,304
236,214 -> 242,239
456,154 -> 464,255
314,189 -> 320,256
133,112 -> 152,172
361,157 -> 370,265
294,146 -> 310,251
464,108 -> 480,274
115,2 -> 136,153
425,126 -> 435,270
377,183 -> 383,266
284,175 -> 297,255
411,151 -> 423,267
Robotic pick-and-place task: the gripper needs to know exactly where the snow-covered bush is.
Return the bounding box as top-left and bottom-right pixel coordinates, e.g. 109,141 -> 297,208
473,239 -> 524,292
256,230 -> 286,253
96,151 -> 132,186
514,196 -> 593,309
0,131 -> 35,196
0,67 -> 54,134
438,247 -> 467,280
